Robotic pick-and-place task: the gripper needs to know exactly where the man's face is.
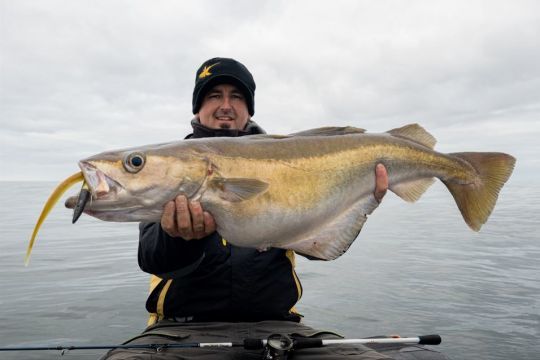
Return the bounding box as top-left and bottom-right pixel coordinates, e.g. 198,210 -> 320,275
197,84 -> 250,130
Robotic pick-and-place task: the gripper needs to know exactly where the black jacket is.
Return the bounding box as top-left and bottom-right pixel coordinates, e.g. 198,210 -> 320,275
138,119 -> 303,323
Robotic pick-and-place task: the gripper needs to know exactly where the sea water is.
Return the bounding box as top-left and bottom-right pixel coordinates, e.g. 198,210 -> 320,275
0,180 -> 538,360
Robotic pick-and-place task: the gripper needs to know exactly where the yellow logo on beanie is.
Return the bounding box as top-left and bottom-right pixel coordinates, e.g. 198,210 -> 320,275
198,62 -> 220,79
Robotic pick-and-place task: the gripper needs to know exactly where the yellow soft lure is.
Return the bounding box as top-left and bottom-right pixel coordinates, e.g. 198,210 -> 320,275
25,172 -> 84,265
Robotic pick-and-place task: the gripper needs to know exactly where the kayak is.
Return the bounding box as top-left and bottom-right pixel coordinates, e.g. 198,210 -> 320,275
97,320 -> 451,360
0,321 -> 450,359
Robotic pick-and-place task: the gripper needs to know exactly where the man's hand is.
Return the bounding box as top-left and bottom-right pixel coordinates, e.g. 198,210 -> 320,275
374,163 -> 388,203
161,195 -> 217,239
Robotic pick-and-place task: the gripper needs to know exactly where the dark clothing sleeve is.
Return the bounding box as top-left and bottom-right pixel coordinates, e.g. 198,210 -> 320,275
138,222 -> 209,279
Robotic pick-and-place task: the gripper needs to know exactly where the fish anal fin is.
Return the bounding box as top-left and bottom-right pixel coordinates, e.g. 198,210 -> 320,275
209,177 -> 269,202
285,195 -> 380,260
391,178 -> 436,203
289,126 -> 366,137
387,124 -> 436,149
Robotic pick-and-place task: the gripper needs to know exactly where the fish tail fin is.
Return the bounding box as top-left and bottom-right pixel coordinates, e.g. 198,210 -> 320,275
443,152 -> 515,231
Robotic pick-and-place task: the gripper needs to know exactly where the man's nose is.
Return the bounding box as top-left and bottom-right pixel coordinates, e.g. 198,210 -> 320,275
219,96 -> 232,110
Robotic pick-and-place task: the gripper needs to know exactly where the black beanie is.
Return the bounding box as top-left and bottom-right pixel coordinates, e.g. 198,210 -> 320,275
192,57 -> 256,116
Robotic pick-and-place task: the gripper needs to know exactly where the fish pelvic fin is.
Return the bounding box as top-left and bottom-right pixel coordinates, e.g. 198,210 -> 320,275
209,177 -> 269,202
387,123 -> 436,149
444,152 -> 516,231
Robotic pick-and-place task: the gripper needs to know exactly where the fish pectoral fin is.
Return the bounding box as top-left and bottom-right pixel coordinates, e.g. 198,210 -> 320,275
285,194 -> 380,261
387,124 -> 436,149
391,178 -> 436,203
209,177 -> 269,202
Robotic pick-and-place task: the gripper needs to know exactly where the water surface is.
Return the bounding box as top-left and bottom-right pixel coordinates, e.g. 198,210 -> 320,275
0,181 -> 538,359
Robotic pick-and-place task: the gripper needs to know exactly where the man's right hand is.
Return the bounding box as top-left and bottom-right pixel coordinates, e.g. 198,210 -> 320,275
161,195 -> 217,239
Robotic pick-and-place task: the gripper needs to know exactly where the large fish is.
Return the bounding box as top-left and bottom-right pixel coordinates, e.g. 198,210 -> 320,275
26,124 -> 515,264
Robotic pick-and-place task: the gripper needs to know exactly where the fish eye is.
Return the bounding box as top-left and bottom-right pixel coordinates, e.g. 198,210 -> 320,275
123,152 -> 146,173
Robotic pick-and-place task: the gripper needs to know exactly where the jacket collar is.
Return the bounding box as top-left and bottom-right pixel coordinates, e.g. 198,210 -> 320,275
188,118 -> 266,139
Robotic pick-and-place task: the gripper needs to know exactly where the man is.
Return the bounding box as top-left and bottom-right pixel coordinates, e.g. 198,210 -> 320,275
102,58 -> 391,359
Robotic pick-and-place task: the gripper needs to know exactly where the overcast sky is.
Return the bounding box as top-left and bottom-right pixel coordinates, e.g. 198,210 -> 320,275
1,0 -> 538,181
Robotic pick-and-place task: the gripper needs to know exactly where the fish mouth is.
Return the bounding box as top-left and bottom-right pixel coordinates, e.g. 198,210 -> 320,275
65,161 -> 124,215
78,161 -> 124,200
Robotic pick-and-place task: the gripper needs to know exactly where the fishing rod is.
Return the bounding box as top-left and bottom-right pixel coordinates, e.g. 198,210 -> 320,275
0,334 -> 441,358
251,334 -> 441,360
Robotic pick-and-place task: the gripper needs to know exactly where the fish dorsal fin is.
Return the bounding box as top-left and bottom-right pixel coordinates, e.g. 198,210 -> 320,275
387,124 -> 436,149
209,177 -> 269,202
289,126 -> 366,137
245,134 -> 291,140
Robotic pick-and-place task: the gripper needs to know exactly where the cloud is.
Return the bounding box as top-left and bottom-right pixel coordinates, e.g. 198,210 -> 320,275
1,0 -> 539,180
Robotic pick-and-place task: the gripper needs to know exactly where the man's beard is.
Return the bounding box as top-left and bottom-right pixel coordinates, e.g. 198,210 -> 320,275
219,122 -> 232,129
